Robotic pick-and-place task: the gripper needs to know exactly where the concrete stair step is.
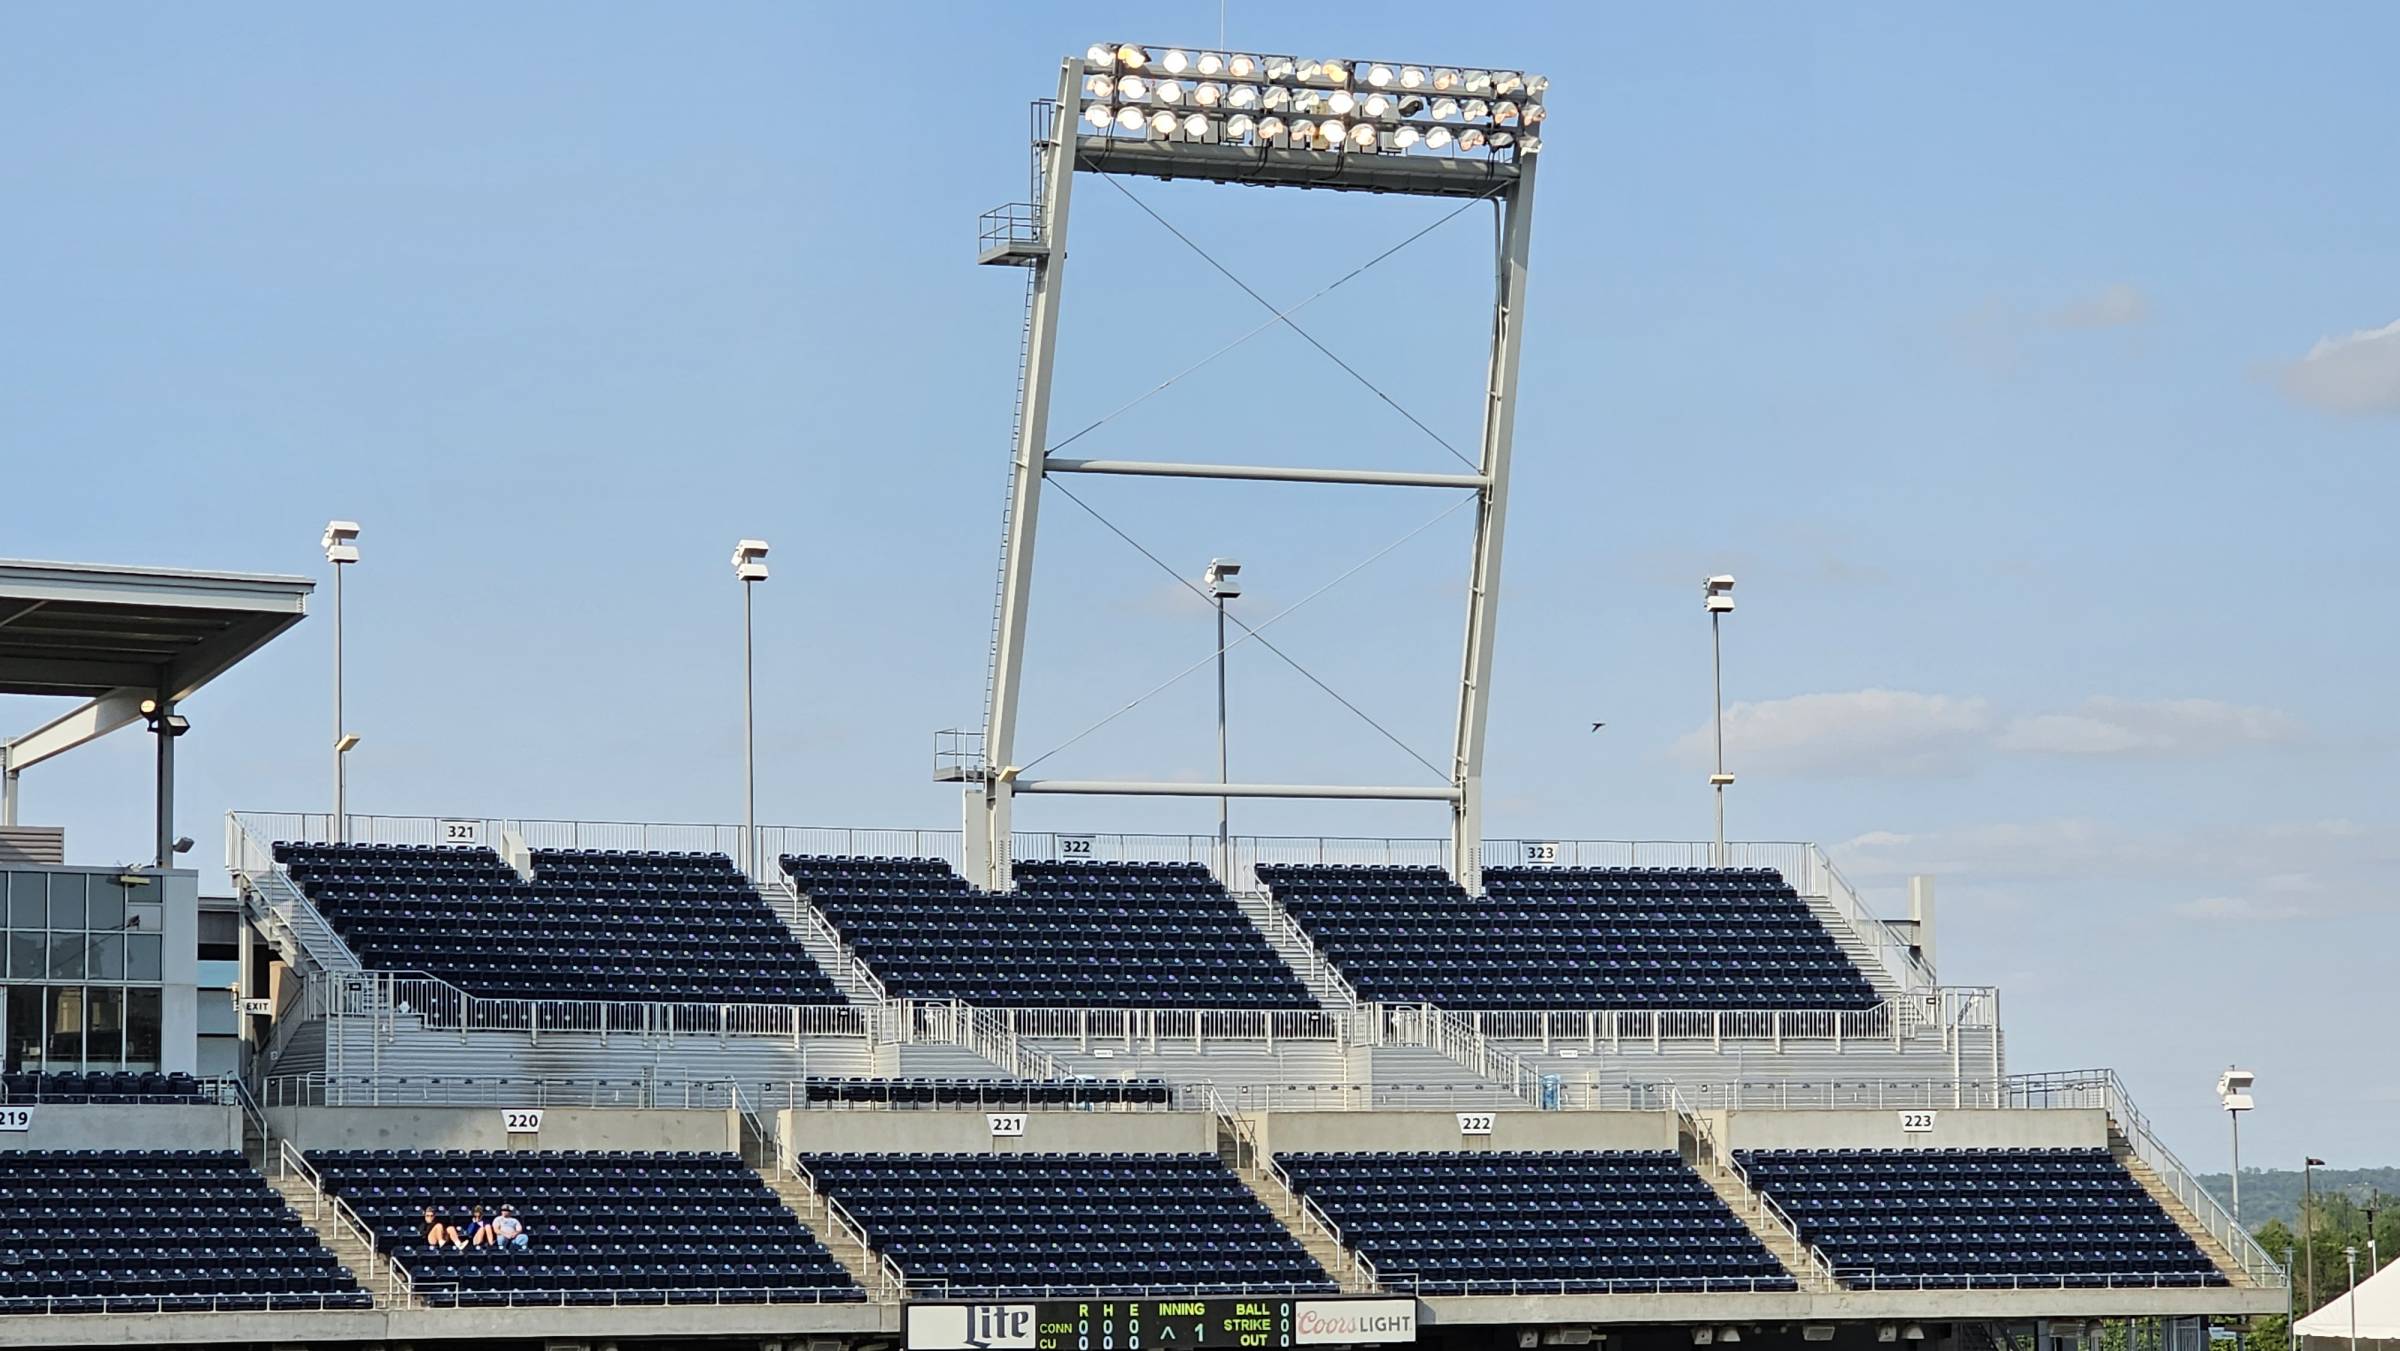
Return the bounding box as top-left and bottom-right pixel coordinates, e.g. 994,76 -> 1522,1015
1227,1157 -> 1368,1294
766,1172 -> 889,1301
267,1170 -> 389,1309
1693,1159 -> 1838,1294
2110,1131 -> 2256,1288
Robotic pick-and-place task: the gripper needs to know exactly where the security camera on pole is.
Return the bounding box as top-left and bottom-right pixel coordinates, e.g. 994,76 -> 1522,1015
1204,558 -> 1242,882
1703,575 -> 1736,866
2218,1068 -> 2255,1229
322,521 -> 361,843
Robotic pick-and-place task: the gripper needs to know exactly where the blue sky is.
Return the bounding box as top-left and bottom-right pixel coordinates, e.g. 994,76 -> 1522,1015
4,4 -> 2394,1165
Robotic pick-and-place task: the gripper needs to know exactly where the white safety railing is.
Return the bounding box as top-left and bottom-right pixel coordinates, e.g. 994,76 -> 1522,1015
761,874 -> 888,1005
356,969 -> 867,1044
784,1153 -> 903,1301
278,1138 -> 395,1293
1001,1005 -> 1360,1053
1665,1084 -> 1837,1289
1202,1085 -> 1374,1293
2005,1069 -> 2287,1289
1231,890 -> 1360,1009
1798,843 -> 1938,990
1458,987 -> 1998,1052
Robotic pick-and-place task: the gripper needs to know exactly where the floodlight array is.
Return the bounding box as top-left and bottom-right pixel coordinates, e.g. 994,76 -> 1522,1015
1078,44 -> 1545,159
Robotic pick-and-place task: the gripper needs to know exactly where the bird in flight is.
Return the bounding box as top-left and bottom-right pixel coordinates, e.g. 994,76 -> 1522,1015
1590,722 -> 1606,732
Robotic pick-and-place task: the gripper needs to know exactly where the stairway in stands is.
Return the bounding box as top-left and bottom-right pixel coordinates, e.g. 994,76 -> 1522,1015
762,1165 -> 888,1298
1216,1130 -> 1368,1293
265,1167 -> 389,1308
1801,891 -> 1909,1002
1230,889 -> 1359,1008
2109,1128 -> 2259,1288
1687,1155 -> 1836,1293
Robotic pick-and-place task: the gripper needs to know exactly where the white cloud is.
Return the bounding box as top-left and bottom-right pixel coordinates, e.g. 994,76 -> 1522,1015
1674,689 -> 1993,777
2046,282 -> 2150,330
2275,318 -> 2400,415
2170,895 -> 2320,923
1995,697 -> 2301,757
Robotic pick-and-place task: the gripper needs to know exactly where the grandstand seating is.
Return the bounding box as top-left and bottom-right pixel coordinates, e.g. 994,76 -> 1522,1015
0,1072 -> 211,1104
1258,864 -> 1880,1010
799,1077 -> 1173,1108
1735,1149 -> 2227,1289
276,843 -> 842,1005
783,855 -> 1315,1008
0,1151 -> 369,1314
307,1149 -> 863,1306
1278,1150 -> 1793,1295
803,1152 -> 1333,1295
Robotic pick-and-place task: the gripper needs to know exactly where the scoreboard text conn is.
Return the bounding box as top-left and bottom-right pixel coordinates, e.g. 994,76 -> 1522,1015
905,1298 -> 1417,1350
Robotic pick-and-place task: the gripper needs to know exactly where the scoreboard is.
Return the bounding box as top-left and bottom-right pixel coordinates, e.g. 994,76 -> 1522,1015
907,1297 -> 1417,1351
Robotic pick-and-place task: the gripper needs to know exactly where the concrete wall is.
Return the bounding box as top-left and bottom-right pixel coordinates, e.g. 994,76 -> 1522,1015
265,1105 -> 740,1154
0,1103 -> 239,1152
1720,1107 -> 2111,1152
1251,1108 -> 1678,1157
783,1107 -> 1215,1157
156,867 -> 200,1076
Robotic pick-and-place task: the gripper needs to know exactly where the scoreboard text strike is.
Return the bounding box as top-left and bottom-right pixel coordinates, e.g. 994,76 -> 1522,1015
905,1297 -> 1418,1351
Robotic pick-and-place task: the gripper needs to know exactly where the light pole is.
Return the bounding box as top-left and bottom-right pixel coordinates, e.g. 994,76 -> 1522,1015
322,521 -> 361,843
2219,1069 -> 2255,1230
733,540 -> 770,881
1703,575 -> 1735,866
2307,1157 -> 2326,1313
1204,558 -> 1242,882
2345,1246 -> 2359,1351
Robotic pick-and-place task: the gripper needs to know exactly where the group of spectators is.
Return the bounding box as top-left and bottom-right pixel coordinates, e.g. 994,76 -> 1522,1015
421,1203 -> 531,1253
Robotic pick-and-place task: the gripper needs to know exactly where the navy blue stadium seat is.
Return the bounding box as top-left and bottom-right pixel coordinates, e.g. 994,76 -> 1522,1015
0,1072 -> 210,1104
0,1151 -> 369,1313
783,855 -> 1315,1009
803,1152 -> 1333,1295
306,1149 -> 863,1305
1734,1148 -> 2228,1289
1258,864 -> 1880,1011
1277,1150 -> 1794,1295
273,842 -> 842,1005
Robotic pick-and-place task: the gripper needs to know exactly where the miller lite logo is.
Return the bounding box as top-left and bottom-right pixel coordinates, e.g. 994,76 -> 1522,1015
908,1302 -> 1039,1351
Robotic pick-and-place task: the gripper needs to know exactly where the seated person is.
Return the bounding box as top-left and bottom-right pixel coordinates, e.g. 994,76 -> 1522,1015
463,1205 -> 493,1248
489,1203 -> 529,1253
422,1206 -> 464,1250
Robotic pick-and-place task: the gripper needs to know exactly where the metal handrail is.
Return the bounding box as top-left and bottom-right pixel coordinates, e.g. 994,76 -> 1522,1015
1664,1083 -> 1837,1290
763,874 -> 889,1005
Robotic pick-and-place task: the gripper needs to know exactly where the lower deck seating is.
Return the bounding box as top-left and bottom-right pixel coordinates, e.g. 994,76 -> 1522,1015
0,1151 -> 369,1314
804,1152 -> 1332,1295
0,1072 -> 211,1104
1736,1148 -> 2227,1289
801,1077 -> 1173,1108
308,1150 -> 863,1306
1277,1150 -> 1793,1295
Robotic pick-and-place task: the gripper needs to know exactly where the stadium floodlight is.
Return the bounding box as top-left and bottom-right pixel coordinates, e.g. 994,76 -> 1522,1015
964,43 -> 1545,892
1073,40 -> 1547,182
733,540 -> 769,880
2218,1067 -> 2255,1227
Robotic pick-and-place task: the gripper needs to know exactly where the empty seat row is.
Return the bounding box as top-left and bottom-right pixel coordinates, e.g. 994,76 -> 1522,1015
0,1072 -> 210,1104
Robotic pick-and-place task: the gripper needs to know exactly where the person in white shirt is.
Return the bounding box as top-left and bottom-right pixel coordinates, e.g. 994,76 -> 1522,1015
489,1203 -> 529,1253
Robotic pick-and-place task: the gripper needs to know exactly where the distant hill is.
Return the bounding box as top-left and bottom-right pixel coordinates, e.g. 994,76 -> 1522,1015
2198,1167 -> 2400,1229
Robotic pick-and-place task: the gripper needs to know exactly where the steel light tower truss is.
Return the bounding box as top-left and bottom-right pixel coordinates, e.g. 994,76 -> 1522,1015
949,44 -> 1546,893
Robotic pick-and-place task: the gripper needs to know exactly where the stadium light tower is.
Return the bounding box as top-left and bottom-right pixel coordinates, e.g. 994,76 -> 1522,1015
321,521 -> 361,843
957,43 -> 1547,892
2218,1067 -> 2255,1228
733,540 -> 770,880
1704,575 -> 1736,865
1204,558 -> 1242,878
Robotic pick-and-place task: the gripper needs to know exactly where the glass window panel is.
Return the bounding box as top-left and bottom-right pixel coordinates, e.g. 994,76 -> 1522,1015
6,873 -> 43,929
124,987 -> 161,1071
48,876 -> 85,930
4,985 -> 42,1073
126,934 -> 162,982
7,932 -> 42,980
86,881 -> 125,932
88,933 -> 124,981
84,987 -> 124,1068
46,986 -> 83,1068
48,934 -> 85,980
127,901 -> 163,935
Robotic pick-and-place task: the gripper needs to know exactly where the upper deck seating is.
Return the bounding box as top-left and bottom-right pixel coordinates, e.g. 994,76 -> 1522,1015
0,1072 -> 210,1104
802,1151 -> 1333,1295
1277,1149 -> 1794,1294
784,855 -> 1315,1008
276,842 -> 842,1005
308,1149 -> 863,1306
1259,864 -> 1880,1010
0,1151 -> 369,1314
1734,1148 -> 2227,1289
